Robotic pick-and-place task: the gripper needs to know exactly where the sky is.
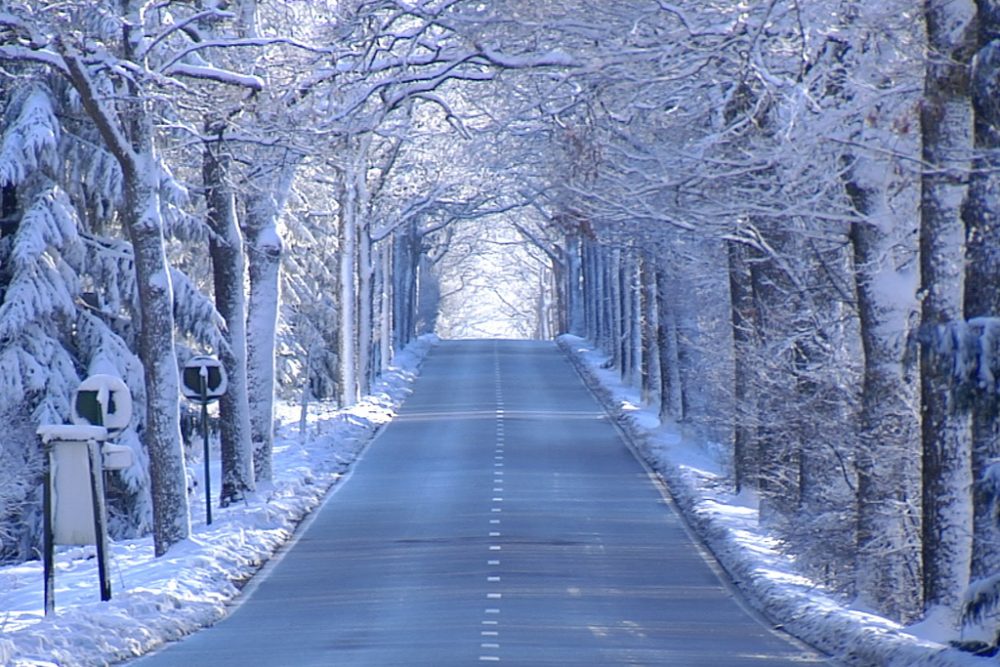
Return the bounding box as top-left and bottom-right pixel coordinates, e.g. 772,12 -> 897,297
0,334 -> 988,667
436,219 -> 549,339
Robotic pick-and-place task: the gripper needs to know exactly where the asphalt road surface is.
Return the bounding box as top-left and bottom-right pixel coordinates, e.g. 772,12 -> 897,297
133,340 -> 826,666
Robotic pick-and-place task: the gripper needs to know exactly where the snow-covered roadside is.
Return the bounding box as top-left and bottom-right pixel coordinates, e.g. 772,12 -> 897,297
557,334 -> 985,667
0,335 -> 438,667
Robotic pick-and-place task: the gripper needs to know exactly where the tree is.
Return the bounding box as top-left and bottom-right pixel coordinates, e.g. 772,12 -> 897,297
831,0 -> 925,620
0,1 -> 266,555
920,0 -> 977,624
964,0 -> 1000,584
204,129 -> 255,504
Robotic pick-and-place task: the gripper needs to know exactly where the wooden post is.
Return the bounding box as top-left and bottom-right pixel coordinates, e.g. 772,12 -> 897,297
43,444 -> 54,616
88,439 -> 112,602
202,371 -> 212,526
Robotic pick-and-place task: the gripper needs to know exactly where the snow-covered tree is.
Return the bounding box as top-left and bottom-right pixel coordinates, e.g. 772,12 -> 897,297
0,0 -> 267,555
920,0 -> 977,627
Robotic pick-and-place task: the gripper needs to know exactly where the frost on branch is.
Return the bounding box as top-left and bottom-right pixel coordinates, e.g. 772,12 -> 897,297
171,267 -> 228,354
62,133 -> 123,225
0,183 -> 83,427
0,187 -> 82,341
0,85 -> 59,186
964,571 -> 1000,639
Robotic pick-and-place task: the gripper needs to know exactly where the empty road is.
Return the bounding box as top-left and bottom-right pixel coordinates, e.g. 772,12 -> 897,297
133,340 -> 825,666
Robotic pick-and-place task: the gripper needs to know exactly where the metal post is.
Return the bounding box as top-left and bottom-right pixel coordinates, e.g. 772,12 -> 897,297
201,371 -> 212,525
88,440 -> 112,602
43,445 -> 54,616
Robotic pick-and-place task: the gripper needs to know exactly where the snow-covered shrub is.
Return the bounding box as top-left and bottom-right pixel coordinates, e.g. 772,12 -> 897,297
0,404 -> 45,564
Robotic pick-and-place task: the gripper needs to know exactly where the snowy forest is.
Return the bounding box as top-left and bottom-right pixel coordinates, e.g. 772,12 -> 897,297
2,0 -> 1000,656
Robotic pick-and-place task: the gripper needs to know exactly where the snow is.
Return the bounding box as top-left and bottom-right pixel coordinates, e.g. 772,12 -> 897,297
161,64 -> 264,91
0,335 -> 437,667
556,334 -> 989,667
477,46 -> 577,69
0,86 -> 60,186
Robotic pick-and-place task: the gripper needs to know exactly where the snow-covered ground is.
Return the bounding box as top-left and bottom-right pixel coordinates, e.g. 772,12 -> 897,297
557,334 -> 987,667
0,335 -> 437,667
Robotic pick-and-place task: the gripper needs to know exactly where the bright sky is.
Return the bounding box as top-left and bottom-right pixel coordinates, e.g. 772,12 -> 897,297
435,219 -> 548,339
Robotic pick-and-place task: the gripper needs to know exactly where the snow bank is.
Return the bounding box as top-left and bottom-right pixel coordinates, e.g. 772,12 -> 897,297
557,334 -> 987,667
0,335 -> 437,667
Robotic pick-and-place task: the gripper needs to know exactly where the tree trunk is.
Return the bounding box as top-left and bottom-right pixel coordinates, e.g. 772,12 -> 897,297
244,164 -> 292,483
727,239 -> 759,495
656,266 -> 684,423
338,175 -> 358,407
582,239 -> 597,340
597,245 -> 611,352
920,0 -> 976,621
393,231 -> 409,350
626,252 -> 642,386
617,249 -> 630,379
358,215 -> 375,397
204,133 -> 255,504
609,248 -> 623,368
379,241 -> 393,372
640,251 -> 662,410
393,223 -> 420,350
566,234 -> 584,335
966,1 -> 1000,580
129,178 -> 191,555
850,212 -> 923,621
547,259 -> 564,337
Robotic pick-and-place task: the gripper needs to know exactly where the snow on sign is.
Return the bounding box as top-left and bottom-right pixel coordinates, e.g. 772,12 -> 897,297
182,355 -> 228,403
73,374 -> 133,434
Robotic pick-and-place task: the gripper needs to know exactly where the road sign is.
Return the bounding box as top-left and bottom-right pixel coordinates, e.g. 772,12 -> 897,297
38,373 -> 134,614
73,374 -> 132,434
181,355 -> 227,526
182,355 -> 227,403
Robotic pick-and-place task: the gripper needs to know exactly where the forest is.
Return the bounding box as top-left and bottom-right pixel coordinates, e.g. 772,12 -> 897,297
2,0 -> 1000,655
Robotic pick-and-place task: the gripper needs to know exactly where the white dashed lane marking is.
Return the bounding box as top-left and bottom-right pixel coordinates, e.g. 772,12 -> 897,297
482,347 -> 506,662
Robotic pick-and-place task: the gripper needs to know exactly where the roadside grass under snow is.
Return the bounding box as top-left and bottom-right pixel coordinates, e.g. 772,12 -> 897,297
557,334 -> 987,667
0,335 -> 438,667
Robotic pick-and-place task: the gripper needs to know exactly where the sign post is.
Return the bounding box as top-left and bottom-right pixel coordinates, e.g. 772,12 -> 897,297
38,374 -> 133,614
181,356 -> 227,525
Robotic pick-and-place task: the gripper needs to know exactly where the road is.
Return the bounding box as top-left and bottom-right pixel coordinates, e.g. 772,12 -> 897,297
133,340 -> 826,666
